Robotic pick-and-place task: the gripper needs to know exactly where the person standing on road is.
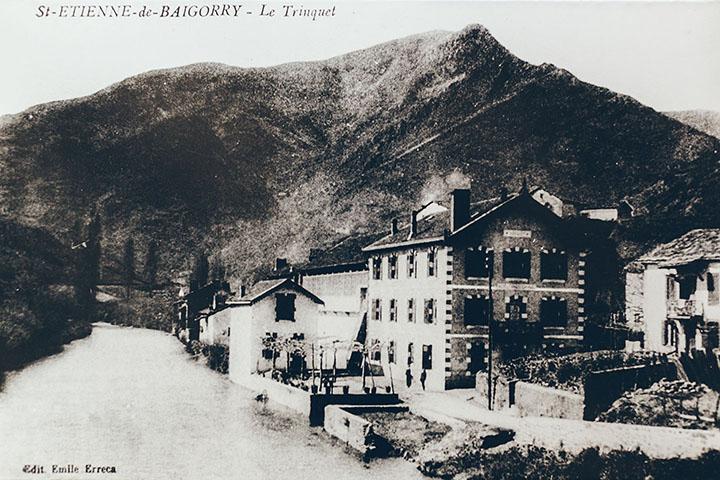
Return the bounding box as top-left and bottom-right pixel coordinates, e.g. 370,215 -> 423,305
405,367 -> 413,388
420,369 -> 427,391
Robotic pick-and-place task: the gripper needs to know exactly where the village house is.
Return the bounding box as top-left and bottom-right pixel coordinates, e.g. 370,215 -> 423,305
227,278 -> 326,380
173,281 -> 231,343
626,229 -> 720,354
362,186 -> 593,391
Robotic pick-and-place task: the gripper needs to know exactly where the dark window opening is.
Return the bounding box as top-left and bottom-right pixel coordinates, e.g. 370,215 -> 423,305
422,344 -> 433,370
388,341 -> 396,364
408,298 -> 415,322
503,250 -> 531,279
469,343 -> 485,373
389,255 -> 398,279
424,299 -> 436,324
275,293 -> 296,321
466,247 -> 493,278
427,249 -> 437,277
389,299 -> 397,322
372,257 -> 382,280
407,343 -> 414,365
371,339 -> 381,361
464,297 -> 490,326
679,276 -> 696,300
372,299 -> 382,321
407,252 -> 416,278
540,298 -> 568,327
541,250 -> 567,281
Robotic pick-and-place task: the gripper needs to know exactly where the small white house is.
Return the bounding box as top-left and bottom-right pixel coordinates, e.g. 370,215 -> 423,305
627,229 -> 720,353
227,278 -> 326,382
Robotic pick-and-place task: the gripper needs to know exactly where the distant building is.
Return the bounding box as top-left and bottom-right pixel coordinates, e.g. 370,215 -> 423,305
627,229 -> 720,353
362,186 -> 592,391
173,281 -> 231,343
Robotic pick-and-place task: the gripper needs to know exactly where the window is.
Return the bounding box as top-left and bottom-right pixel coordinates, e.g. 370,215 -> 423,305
505,295 -> 527,321
408,298 -> 415,322
464,296 -> 491,326
372,257 -> 382,280
388,341 -> 396,364
424,298 -> 437,324
503,248 -> 531,279
469,343 -> 485,373
371,299 -> 382,321
540,249 -> 567,281
427,249 -> 437,277
370,339 -> 381,361
422,344 -> 433,370
407,342 -> 414,365
275,293 -> 296,321
388,255 -> 398,279
407,251 -> 416,278
709,273 -> 719,305
679,276 -> 696,300
389,299 -> 398,322
540,297 -> 568,327
465,247 -> 493,278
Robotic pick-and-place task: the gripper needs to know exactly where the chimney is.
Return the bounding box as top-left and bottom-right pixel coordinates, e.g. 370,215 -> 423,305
239,283 -> 247,297
274,257 -> 288,271
499,186 -> 509,201
308,248 -> 322,262
450,189 -> 471,232
390,218 -> 399,235
409,210 -> 418,238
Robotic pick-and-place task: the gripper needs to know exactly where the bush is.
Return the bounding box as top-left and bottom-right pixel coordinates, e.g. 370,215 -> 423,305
498,350 -> 665,394
185,340 -> 228,374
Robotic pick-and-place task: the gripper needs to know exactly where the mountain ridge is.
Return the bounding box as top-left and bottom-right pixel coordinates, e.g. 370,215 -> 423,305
1,24 -> 718,298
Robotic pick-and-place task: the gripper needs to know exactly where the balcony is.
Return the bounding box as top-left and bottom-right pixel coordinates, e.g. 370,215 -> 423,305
667,299 -> 703,319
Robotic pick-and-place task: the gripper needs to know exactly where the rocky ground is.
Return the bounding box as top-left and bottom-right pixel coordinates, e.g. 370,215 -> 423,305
599,379 -> 720,430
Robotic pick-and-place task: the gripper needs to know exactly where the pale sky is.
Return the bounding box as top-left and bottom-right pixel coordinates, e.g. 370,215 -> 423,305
1,1 -> 718,115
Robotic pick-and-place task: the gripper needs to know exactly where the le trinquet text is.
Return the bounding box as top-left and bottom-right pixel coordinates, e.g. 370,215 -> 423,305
36,3 -> 337,21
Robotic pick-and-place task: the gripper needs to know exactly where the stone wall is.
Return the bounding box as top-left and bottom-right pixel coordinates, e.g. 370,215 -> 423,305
233,374 -> 311,416
323,405 -> 374,455
514,381 -> 584,420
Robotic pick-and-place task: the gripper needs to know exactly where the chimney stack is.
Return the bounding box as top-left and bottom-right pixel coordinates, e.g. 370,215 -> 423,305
390,218 -> 399,235
450,188 -> 471,232
274,257 -> 288,271
239,283 -> 247,297
409,210 -> 418,238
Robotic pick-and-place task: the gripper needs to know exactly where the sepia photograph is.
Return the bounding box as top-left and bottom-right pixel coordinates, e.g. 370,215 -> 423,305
1,1 -> 719,478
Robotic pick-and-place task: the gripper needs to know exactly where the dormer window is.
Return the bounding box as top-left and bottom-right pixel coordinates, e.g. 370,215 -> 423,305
540,249 -> 567,281
389,254 -> 398,279
503,248 -> 531,279
466,247 -> 493,278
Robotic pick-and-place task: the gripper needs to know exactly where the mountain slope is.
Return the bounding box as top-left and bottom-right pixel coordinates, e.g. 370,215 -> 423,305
665,110 -> 720,139
1,24 -> 718,292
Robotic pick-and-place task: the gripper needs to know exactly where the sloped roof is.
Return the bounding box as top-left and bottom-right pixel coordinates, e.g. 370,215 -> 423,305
363,194 -> 515,251
232,278 -> 324,305
637,229 -> 720,268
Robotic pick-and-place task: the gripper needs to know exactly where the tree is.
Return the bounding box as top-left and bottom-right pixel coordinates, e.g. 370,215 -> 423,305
144,240 -> 158,292
210,256 -> 226,283
122,238 -> 135,298
189,253 -> 209,291
74,214 -> 101,320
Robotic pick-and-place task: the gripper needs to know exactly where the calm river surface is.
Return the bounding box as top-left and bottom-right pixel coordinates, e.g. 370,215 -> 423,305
0,324 -> 422,480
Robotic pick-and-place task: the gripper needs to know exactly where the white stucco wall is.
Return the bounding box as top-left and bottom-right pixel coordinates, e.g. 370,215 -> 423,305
366,245 -> 449,391
643,265 -> 669,351
301,270 -> 367,313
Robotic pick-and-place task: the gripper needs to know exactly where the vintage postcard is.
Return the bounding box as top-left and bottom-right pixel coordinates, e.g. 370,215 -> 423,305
1,1 -> 719,479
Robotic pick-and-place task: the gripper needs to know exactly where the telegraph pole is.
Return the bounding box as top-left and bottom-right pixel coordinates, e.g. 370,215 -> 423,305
486,250 -> 494,410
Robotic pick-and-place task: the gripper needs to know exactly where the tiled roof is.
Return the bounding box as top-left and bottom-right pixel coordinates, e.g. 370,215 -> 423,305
233,278 -> 324,305
364,195 -> 514,251
637,229 -> 720,267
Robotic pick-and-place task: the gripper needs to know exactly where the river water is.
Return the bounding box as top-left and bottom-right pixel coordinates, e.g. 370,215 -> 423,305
0,324 -> 422,480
